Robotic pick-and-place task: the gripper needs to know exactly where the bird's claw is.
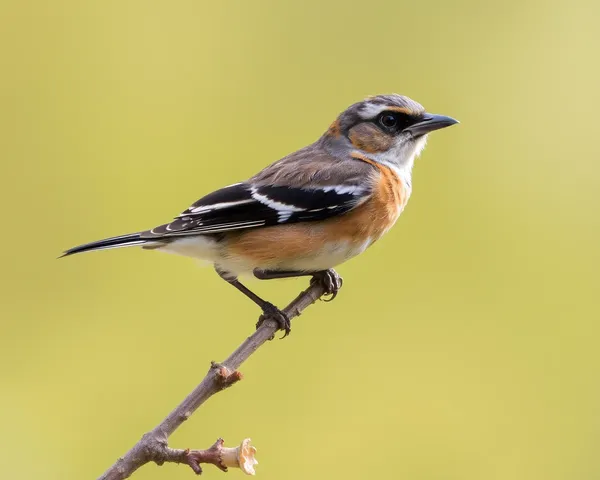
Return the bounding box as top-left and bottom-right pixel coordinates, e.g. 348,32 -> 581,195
256,302 -> 291,339
311,269 -> 343,302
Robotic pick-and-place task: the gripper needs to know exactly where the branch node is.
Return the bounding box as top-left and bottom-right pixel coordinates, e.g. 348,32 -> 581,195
212,363 -> 243,388
184,438 -> 228,474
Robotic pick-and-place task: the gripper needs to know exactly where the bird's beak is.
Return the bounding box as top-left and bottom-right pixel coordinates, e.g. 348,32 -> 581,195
406,113 -> 459,137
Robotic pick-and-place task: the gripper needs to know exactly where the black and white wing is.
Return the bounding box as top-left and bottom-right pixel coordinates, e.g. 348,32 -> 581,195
141,181 -> 369,238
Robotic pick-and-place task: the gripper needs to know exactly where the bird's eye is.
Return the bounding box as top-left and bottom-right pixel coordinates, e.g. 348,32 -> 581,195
379,113 -> 398,129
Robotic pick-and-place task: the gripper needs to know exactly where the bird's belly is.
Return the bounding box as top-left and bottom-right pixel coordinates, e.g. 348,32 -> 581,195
276,238 -> 373,272
216,236 -> 373,276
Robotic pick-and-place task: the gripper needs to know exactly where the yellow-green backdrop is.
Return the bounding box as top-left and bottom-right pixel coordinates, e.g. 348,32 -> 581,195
2,1 -> 599,479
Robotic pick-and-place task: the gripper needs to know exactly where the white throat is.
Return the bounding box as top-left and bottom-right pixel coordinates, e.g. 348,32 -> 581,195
359,135 -> 427,193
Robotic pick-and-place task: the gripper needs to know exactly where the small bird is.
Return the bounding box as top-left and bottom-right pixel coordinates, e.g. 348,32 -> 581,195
63,94 -> 458,335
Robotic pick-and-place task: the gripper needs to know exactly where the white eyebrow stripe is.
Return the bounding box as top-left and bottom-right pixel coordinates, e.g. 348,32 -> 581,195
358,103 -> 391,119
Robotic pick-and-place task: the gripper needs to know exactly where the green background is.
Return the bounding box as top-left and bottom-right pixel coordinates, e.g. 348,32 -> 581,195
2,1 -> 599,479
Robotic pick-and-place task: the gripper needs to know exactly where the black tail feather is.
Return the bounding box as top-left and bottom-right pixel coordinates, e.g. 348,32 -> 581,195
60,233 -> 147,258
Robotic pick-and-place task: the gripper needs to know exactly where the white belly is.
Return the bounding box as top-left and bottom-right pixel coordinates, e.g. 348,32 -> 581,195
277,238 -> 372,271
213,237 -> 372,276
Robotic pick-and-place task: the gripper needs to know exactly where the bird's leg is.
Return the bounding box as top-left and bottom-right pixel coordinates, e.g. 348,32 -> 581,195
215,268 -> 291,337
253,268 -> 343,302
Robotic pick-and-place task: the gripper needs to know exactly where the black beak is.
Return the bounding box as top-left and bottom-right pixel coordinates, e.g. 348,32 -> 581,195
405,113 -> 459,137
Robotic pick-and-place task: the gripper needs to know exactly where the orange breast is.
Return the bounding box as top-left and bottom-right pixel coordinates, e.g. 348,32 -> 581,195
320,164 -> 406,243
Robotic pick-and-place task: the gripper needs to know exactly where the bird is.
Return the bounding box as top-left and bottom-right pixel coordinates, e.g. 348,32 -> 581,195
62,94 -> 458,336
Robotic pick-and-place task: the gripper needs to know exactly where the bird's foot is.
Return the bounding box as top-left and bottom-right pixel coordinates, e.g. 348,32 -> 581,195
310,269 -> 343,302
256,302 -> 291,339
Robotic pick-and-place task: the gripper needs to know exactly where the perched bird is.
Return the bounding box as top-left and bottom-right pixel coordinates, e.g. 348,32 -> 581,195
62,94 -> 458,335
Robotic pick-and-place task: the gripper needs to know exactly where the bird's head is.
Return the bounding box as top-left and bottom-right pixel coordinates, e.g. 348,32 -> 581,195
322,94 -> 458,170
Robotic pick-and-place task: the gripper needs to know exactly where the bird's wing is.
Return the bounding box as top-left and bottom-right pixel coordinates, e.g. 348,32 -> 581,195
141,149 -> 375,238
142,181 -> 369,237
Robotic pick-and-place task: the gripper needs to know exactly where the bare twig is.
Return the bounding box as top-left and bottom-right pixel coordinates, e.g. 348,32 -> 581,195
98,280 -> 327,480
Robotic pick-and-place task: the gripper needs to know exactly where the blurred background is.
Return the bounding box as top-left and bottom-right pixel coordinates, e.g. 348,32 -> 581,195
1,0 -> 599,479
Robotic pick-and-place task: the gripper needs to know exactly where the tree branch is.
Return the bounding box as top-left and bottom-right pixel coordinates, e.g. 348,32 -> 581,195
98,280 -> 327,480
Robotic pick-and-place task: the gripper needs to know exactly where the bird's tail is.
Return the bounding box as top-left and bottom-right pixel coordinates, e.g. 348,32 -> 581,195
60,232 -> 152,258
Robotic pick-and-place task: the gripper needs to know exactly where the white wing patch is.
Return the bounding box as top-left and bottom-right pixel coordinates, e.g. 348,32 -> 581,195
250,186 -> 305,223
